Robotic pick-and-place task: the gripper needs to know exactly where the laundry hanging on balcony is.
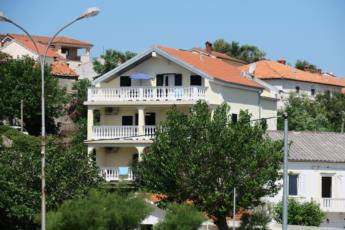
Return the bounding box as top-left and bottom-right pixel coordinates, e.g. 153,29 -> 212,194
129,72 -> 153,80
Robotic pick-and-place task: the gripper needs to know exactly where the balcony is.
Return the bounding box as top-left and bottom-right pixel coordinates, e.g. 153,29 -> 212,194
87,86 -> 206,102
321,198 -> 345,212
100,167 -> 134,182
92,125 -> 156,140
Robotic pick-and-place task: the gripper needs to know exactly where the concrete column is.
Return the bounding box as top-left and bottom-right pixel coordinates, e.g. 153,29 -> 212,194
137,107 -> 145,137
136,146 -> 145,161
87,107 -> 94,140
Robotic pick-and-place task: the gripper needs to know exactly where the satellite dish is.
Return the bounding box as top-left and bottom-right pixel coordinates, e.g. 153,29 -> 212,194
248,63 -> 256,75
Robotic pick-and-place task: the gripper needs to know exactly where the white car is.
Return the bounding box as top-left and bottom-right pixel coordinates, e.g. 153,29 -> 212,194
9,126 -> 29,135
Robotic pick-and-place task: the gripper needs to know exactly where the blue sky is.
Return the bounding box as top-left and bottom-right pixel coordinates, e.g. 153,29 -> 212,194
1,0 -> 345,76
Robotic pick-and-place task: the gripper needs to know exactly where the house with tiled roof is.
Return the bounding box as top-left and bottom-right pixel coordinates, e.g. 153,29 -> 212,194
268,131 -> 345,228
84,44 -> 278,185
239,59 -> 345,108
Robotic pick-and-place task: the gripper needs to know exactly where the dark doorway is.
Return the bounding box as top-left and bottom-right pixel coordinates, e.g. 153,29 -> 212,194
145,112 -> 156,125
322,176 -> 332,198
122,116 -> 133,126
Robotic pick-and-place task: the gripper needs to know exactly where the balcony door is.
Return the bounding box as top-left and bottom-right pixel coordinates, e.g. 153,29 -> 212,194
156,74 -> 182,87
321,176 -> 332,198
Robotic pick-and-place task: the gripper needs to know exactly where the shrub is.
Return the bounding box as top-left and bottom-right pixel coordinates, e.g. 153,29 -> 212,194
47,190 -> 152,230
274,198 -> 325,226
154,203 -> 206,230
239,204 -> 272,230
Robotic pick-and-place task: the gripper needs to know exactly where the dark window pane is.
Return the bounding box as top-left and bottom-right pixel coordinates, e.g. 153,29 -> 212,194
145,112 -> 156,126
289,175 -> 298,196
322,177 -> 332,198
156,74 -> 164,86
311,89 -> 315,96
175,74 -> 182,86
190,75 -> 202,86
295,86 -> 300,93
135,113 -> 138,125
120,76 -> 131,87
231,114 -> 238,123
122,116 -> 133,126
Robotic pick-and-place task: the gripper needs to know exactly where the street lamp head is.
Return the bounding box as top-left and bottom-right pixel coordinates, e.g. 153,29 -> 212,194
0,11 -> 10,22
79,7 -> 100,19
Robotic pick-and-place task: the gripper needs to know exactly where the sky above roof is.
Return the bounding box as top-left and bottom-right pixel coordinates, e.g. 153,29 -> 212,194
1,0 -> 344,76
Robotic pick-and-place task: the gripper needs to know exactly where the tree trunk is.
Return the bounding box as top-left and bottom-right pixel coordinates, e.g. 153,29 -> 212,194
214,216 -> 228,230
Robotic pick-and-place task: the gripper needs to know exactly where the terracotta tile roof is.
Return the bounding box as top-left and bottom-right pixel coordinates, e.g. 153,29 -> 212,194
192,47 -> 247,64
8,34 -> 93,47
51,61 -> 79,78
157,45 -> 263,89
15,39 -> 61,58
239,60 -> 345,88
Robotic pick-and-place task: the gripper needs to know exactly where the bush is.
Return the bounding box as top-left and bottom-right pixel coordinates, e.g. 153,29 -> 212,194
240,205 -> 272,230
154,203 -> 206,230
47,190 -> 152,230
274,198 -> 325,226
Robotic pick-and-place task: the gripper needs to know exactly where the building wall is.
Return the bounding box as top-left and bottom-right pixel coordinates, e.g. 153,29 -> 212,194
57,77 -> 77,93
96,147 -> 137,168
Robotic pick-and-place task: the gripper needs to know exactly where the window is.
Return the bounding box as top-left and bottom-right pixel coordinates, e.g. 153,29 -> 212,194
311,88 -> 315,96
295,86 -> 300,94
322,176 -> 332,198
190,75 -> 202,86
61,48 -> 70,56
175,74 -> 182,86
120,76 -> 131,87
231,113 -> 238,123
122,116 -> 133,126
104,107 -> 113,115
145,112 -> 156,125
289,174 -> 298,196
156,74 -> 164,86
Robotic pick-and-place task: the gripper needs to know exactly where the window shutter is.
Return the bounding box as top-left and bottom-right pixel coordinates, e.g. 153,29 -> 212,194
156,74 -> 163,86
175,74 -> 182,86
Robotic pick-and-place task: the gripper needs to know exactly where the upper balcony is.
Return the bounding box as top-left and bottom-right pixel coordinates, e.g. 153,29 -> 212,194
86,86 -> 207,105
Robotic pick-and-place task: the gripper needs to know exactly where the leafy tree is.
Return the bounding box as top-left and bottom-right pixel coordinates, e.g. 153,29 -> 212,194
154,203 -> 206,230
67,79 -> 91,122
274,199 -> 325,226
213,39 -> 266,63
295,60 -> 318,73
0,126 -> 102,229
136,101 -> 283,230
47,190 -> 152,230
239,204 -> 272,230
0,56 -> 67,135
93,49 -> 136,76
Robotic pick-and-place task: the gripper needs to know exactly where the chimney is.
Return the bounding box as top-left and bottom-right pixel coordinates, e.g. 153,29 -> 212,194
205,41 -> 213,53
277,58 -> 286,65
317,68 -> 322,74
304,65 -> 310,72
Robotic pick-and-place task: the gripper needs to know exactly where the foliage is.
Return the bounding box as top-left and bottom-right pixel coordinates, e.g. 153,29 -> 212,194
136,101 -> 284,230
213,39 -> 266,63
67,79 -> 91,122
0,126 -> 102,230
154,203 -> 206,230
274,198 -> 325,226
278,92 -> 345,132
0,56 -> 67,135
93,49 -> 136,76
47,190 -> 152,230
239,204 -> 272,230
295,60 -> 318,73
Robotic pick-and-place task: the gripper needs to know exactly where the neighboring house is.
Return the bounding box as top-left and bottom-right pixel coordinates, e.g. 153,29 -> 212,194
84,44 -> 278,183
74,61 -> 98,81
268,131 -> 345,228
239,60 -> 345,109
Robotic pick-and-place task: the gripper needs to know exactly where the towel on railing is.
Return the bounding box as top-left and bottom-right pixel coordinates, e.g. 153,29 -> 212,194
118,166 -> 129,175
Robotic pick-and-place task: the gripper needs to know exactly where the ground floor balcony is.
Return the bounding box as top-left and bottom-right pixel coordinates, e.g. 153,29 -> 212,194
87,86 -> 206,103
321,198 -> 345,212
100,167 -> 134,182
92,125 -> 156,140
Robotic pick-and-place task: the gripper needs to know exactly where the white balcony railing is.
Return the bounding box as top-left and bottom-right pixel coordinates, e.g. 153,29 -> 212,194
321,198 -> 345,212
92,126 -> 156,140
87,86 -> 206,102
100,167 -> 134,182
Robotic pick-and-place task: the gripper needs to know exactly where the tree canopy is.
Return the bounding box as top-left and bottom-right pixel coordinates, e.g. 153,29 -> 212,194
136,102 -> 283,230
295,60 -> 318,73
213,39 -> 266,63
93,49 -> 136,76
0,55 -> 67,135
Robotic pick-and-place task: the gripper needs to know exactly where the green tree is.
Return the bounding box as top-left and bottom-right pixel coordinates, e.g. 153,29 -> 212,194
213,39 -> 266,63
136,102 -> 283,230
154,203 -> 205,230
295,60 -> 318,73
274,199 -> 325,226
47,190 -> 152,230
0,56 -> 67,135
93,49 -> 136,76
67,79 -> 91,122
0,126 -> 102,229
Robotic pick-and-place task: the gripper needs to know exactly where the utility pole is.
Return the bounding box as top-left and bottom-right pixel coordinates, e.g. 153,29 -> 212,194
20,100 -> 23,132
282,113 -> 289,230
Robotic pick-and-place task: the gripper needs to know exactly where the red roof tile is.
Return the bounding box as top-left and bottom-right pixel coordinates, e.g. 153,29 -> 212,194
51,61 -> 79,78
8,34 -> 92,47
157,45 -> 263,89
239,60 -> 345,88
192,47 -> 247,64
14,39 -> 61,58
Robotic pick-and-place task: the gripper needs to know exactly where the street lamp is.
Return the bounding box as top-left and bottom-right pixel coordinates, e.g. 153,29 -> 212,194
0,7 -> 100,230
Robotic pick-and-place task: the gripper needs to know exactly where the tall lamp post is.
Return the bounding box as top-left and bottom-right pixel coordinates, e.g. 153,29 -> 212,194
0,8 -> 100,230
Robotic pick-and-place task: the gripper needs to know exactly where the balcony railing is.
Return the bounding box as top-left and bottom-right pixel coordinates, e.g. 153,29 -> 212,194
321,198 -> 345,212
87,86 -> 206,102
100,167 -> 134,182
92,125 -> 156,140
